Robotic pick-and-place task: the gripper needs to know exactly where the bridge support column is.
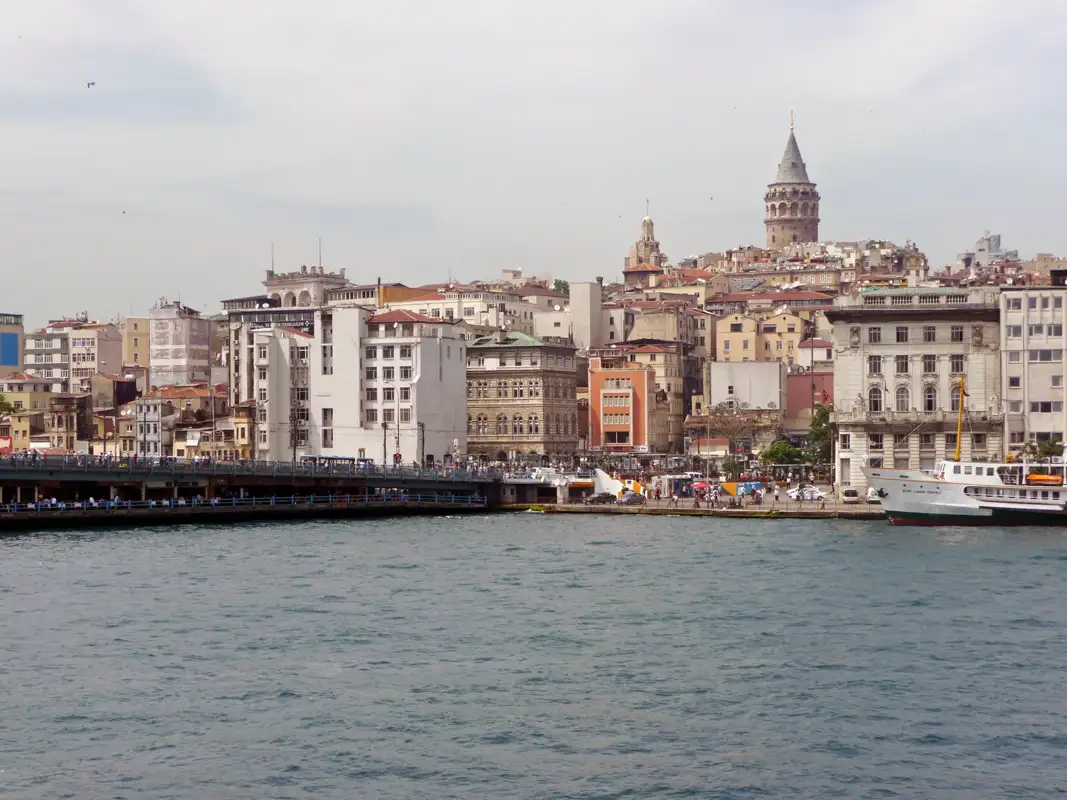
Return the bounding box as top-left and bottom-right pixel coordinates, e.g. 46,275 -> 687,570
239,487 -> 245,499
140,483 -> 147,501
15,486 -> 21,504
172,484 -> 179,500
33,485 -> 39,503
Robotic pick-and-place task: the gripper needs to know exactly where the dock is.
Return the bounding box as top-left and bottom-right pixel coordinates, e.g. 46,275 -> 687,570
503,502 -> 886,520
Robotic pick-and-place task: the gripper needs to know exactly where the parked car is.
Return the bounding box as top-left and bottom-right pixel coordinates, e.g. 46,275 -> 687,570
616,492 -> 646,506
867,487 -> 882,504
841,487 -> 861,504
583,492 -> 617,505
787,485 -> 826,502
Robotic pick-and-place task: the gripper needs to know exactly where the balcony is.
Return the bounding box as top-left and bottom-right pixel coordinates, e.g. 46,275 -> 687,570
832,409 -> 1003,425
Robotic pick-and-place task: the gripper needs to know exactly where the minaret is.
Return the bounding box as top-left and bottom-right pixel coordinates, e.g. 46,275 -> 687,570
764,116 -> 820,249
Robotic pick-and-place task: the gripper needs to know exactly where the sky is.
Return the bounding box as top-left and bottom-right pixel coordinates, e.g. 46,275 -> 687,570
3,0 -> 1067,325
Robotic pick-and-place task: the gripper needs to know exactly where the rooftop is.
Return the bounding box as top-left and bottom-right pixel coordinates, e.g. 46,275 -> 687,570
368,309 -> 445,326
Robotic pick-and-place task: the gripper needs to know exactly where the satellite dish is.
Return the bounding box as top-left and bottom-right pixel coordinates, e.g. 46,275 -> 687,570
553,304 -> 562,312
393,321 -> 399,328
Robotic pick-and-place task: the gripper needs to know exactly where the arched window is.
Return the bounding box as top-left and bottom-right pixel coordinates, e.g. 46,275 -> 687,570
800,201 -> 809,217
778,202 -> 787,217
895,386 -> 909,412
556,413 -> 563,435
868,386 -> 883,413
496,414 -> 507,435
789,201 -> 799,216
512,414 -> 524,435
467,382 -> 476,399
951,386 -> 962,412
528,414 -> 539,434
478,415 -> 489,435
923,386 -> 937,413
569,413 -> 577,435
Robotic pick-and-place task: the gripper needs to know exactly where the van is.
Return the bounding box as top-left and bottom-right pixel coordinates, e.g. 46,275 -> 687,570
842,487 -> 861,504
867,487 -> 881,504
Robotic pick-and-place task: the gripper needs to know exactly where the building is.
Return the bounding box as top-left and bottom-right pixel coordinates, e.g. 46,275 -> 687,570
466,331 -> 578,460
999,273 -> 1067,454
89,373 -> 139,411
689,361 -> 786,459
706,361 -> 787,412
623,216 -> 668,287
119,316 -> 150,370
149,301 -> 212,387
764,121 -> 820,248
715,314 -> 759,362
827,287 -> 1004,487
134,396 -> 175,458
24,318 -> 77,392
586,354 -> 668,454
382,287 -> 542,336
264,264 -> 350,307
0,313 -> 24,379
796,338 -> 834,370
48,394 -> 93,451
69,323 -> 122,393
0,374 -> 53,413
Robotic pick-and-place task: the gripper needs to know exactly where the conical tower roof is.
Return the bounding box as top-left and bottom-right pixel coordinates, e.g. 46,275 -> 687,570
773,130 -> 811,184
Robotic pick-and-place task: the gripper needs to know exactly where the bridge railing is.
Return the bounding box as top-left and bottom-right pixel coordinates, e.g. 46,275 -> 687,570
0,455 -> 503,483
0,492 -> 488,516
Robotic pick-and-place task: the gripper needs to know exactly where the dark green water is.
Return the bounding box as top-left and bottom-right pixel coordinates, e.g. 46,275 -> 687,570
2,515 -> 1065,798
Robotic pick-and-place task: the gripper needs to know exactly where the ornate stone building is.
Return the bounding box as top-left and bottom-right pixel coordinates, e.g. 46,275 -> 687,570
623,216 -> 668,287
466,331 -> 579,459
764,122 -> 820,249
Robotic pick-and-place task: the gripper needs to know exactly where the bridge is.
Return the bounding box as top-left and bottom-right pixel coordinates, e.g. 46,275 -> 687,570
0,455 -> 505,508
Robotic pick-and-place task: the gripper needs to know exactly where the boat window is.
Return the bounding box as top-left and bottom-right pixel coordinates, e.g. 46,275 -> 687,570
964,466 -> 972,475
1043,491 -> 1050,499
953,465 -> 961,474
1055,492 -> 1061,500
987,467 -> 995,476
996,489 -> 1003,497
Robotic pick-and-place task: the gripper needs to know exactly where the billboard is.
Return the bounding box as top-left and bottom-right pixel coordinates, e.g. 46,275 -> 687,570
0,332 -> 18,367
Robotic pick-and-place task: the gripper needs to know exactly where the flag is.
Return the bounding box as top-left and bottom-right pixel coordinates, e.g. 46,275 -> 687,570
821,391 -> 830,404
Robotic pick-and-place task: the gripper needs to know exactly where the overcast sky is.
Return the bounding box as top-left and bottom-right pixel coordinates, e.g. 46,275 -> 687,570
3,0 -> 1066,325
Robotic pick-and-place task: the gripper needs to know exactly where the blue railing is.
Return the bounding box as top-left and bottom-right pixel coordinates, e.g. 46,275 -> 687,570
0,455 -> 503,483
0,493 -> 487,516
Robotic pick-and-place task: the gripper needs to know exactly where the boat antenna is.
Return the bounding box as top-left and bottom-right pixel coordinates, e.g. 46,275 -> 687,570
953,376 -> 966,461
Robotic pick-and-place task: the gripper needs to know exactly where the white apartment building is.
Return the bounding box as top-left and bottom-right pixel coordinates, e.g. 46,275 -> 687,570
828,288 -> 1004,487
707,361 -> 787,411
24,319 -> 77,392
250,307 -> 467,464
1000,275 -> 1067,454
380,287 -> 541,336
70,324 -> 122,393
149,301 -> 212,387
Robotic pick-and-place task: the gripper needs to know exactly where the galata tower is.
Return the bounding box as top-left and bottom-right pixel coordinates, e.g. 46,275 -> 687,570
764,119 -> 819,249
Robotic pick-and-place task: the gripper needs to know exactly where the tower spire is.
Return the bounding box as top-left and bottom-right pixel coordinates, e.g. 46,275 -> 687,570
790,110 -> 794,132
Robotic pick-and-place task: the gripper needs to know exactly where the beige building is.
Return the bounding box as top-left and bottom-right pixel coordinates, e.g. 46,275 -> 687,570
120,317 -> 150,370
757,312 -> 807,364
0,374 -> 53,413
622,216 -> 668,287
466,332 -> 579,459
716,314 -> 759,362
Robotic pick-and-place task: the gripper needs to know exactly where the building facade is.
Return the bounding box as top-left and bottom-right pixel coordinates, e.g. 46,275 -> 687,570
466,332 -> 578,459
587,354 -> 668,454
764,123 -> 820,248
623,216 -> 668,287
120,316 -> 150,370
1000,274 -> 1067,455
70,324 -> 122,393
828,288 -> 1004,487
150,301 -> 211,388
0,313 -> 24,379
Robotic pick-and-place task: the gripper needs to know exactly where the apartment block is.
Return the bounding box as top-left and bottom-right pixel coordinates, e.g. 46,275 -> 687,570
587,355 -> 668,454
119,316 -> 150,370
1000,272 -> 1067,454
149,302 -> 211,387
70,324 -> 122,393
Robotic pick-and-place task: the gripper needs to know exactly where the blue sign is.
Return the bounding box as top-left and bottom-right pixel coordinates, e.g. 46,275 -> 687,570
0,332 -> 19,367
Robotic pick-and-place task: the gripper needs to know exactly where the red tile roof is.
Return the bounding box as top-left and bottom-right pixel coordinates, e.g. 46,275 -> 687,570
369,309 -> 443,325
277,327 -> 313,339
798,338 -> 833,349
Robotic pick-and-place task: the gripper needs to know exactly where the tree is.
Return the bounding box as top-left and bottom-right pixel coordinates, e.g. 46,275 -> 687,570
1019,440 -> 1063,462
761,440 -> 803,465
805,404 -> 832,464
552,279 -> 570,295
719,456 -> 743,480
0,393 -> 13,416
703,401 -> 754,454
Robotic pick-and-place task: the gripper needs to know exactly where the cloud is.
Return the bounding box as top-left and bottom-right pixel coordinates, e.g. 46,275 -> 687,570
2,0 -> 1067,322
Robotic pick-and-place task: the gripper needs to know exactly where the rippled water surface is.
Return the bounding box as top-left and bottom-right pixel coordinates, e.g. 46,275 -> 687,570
2,515 -> 1067,798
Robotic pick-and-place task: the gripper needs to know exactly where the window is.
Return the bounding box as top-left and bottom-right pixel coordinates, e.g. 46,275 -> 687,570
400,408 -> 411,423
949,325 -> 964,342
922,326 -> 936,343
839,433 -> 851,450
1009,401 -> 1022,412
895,386 -> 909,412
257,345 -> 268,360
1007,297 -> 1022,310
950,354 -> 964,373
366,388 -> 377,401
1057,297 -> 1064,309
730,322 -> 743,333
383,387 -> 394,401
365,346 -> 377,359
399,346 -> 412,358
868,457 -> 884,468
1029,324 -> 1044,336
400,387 -> 410,401
1009,351 -> 1021,363
258,430 -> 267,444
923,386 -> 937,412
257,388 -> 267,402
951,386 -> 963,412
382,346 -> 394,359
383,408 -> 395,423
724,341 -> 730,353
973,433 -> 987,448
868,355 -> 882,375
365,367 -> 377,380
869,434 -> 884,451
1029,296 -> 1038,309
868,386 -> 883,413
366,408 -> 378,423
1008,376 -> 1021,388
1051,325 -> 1064,337
922,354 -> 937,374
400,367 -> 412,380
1053,375 -> 1064,388
463,307 -> 474,317
743,340 -> 749,351
1029,349 -> 1063,362
920,433 -> 934,449
868,327 -> 882,343
382,367 -> 394,380
895,355 -> 909,374
946,433 -> 958,449
1007,325 -> 1022,338
895,326 -> 909,343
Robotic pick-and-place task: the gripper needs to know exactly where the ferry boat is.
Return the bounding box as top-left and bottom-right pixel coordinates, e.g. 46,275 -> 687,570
862,377 -> 1067,525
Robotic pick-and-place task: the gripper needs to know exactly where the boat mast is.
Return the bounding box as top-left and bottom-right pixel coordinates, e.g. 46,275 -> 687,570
954,376 -> 965,462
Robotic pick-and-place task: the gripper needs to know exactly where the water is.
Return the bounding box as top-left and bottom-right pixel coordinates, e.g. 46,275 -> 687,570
2,516 -> 1066,799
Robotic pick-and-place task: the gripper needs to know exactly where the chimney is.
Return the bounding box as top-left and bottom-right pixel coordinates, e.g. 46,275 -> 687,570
596,276 -> 603,286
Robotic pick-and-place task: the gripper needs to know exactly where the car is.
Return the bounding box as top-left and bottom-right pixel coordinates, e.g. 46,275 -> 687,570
616,492 -> 646,506
841,487 -> 861,504
866,487 -> 882,504
583,491 -> 617,505
787,485 -> 826,502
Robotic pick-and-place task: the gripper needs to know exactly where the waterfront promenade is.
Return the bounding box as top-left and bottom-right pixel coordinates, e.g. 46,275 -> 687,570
509,499 -> 886,520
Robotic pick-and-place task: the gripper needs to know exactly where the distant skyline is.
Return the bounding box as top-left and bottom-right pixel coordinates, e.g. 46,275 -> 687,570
4,0 -> 1067,324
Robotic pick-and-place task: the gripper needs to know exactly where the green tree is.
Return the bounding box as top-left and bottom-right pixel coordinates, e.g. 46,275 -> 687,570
805,404 -> 832,464
552,279 -> 570,295
1019,439 -> 1063,461
0,393 -> 14,416
720,456 -> 743,480
761,440 -> 803,465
